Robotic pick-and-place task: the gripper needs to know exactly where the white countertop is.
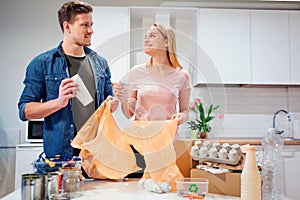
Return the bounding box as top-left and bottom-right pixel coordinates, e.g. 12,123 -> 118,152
2,179 -> 241,200
16,143 -> 43,147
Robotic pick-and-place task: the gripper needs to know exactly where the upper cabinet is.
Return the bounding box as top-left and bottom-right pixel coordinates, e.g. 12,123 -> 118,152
289,11 -> 300,85
250,10 -> 290,84
91,7 -> 300,86
197,8 -> 300,86
91,7 -> 130,82
198,9 -> 251,84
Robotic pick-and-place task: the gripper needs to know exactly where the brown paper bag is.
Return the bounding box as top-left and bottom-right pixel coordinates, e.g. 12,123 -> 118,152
123,120 -> 184,191
71,100 -> 140,179
72,100 -> 183,191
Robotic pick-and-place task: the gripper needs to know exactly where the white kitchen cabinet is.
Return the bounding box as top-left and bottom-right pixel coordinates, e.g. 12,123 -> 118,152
281,145 -> 300,200
289,11 -> 300,85
14,144 -> 43,189
257,145 -> 300,200
91,7 -> 130,83
0,129 -> 20,198
198,9 -> 251,84
250,10 -> 290,84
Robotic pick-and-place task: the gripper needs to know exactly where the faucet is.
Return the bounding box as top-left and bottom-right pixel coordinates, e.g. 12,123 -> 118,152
272,109 -> 291,134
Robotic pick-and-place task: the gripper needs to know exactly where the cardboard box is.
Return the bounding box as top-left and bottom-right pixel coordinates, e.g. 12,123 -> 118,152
190,168 -> 241,197
174,140 -> 194,177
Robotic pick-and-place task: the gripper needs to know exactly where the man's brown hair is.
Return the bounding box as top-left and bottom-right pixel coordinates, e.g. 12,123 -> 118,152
57,0 -> 93,32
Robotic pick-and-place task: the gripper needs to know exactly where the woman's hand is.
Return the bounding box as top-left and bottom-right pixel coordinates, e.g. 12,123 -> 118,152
112,82 -> 137,118
106,95 -> 119,113
171,110 -> 189,125
171,113 -> 183,125
112,82 -> 127,101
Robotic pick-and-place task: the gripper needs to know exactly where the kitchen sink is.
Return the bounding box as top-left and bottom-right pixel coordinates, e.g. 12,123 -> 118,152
281,137 -> 300,141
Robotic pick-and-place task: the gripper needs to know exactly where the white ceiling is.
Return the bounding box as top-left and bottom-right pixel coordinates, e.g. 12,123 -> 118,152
83,0 -> 300,9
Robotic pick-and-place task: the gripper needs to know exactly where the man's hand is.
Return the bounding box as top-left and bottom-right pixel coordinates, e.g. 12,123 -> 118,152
57,78 -> 79,108
24,78 -> 79,120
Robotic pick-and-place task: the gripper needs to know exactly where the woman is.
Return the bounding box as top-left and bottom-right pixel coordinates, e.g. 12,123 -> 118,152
114,24 -> 191,125
113,24 -> 192,186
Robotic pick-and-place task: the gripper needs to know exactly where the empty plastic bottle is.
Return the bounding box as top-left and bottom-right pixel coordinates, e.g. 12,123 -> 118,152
262,128 -> 284,200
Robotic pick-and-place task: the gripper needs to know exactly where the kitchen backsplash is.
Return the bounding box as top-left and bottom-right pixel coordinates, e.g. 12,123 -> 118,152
179,87 -> 300,138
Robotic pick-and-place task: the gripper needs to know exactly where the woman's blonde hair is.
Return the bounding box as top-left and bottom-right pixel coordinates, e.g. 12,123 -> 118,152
147,24 -> 183,69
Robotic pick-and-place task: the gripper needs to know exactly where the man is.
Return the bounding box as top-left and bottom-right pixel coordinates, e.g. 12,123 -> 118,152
18,0 -> 118,158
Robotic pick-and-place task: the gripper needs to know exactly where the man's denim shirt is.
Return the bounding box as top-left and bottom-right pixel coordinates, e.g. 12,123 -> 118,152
18,42 -> 113,157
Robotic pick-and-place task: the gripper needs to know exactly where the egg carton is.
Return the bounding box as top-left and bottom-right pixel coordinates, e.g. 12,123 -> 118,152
190,140 -> 242,166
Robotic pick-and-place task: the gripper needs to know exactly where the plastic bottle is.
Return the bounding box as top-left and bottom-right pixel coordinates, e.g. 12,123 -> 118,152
138,178 -> 171,193
241,146 -> 261,200
262,128 -> 284,200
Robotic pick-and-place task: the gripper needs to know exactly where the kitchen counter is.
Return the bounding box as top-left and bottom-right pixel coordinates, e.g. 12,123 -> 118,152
2,179 -> 241,200
174,138 -> 300,178
176,138 -> 300,145
214,138 -> 300,145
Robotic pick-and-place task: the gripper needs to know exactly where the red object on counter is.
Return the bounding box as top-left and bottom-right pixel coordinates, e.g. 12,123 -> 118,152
186,193 -> 204,199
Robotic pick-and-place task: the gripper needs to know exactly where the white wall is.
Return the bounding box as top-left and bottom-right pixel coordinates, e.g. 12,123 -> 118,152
0,0 -> 63,198
187,87 -> 300,139
0,0 -> 63,139
0,1 -> 63,197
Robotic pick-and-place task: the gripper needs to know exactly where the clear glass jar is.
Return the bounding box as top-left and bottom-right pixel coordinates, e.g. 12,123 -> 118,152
59,167 -> 83,198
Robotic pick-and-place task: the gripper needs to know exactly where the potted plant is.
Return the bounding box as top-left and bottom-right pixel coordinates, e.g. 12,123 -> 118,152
187,98 -> 219,139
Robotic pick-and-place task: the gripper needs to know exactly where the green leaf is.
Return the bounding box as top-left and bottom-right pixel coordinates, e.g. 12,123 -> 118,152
206,116 -> 214,122
202,123 -> 212,132
196,119 -> 201,124
199,103 -> 206,123
213,105 -> 219,111
207,104 -> 213,117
